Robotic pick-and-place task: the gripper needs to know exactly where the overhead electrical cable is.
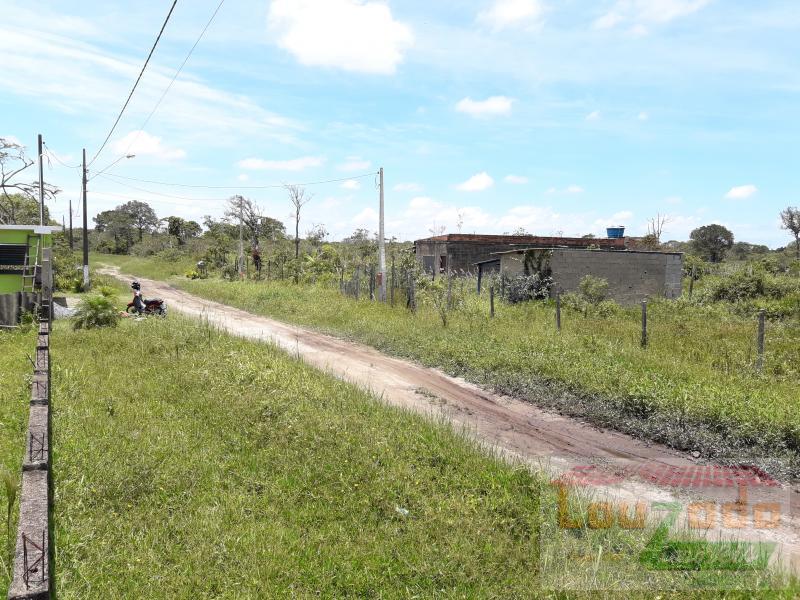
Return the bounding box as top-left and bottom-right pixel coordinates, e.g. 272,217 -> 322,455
88,0 -> 179,166
104,0 -> 227,175
99,170 -> 379,190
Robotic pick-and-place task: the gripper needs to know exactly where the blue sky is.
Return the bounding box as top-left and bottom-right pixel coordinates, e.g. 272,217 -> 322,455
1,0 -> 798,246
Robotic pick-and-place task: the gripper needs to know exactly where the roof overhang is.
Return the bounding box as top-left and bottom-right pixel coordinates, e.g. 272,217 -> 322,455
0,225 -> 63,234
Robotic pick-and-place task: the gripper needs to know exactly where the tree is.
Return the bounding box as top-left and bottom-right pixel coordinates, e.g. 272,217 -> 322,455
94,209 -> 136,253
690,224 -> 734,263
165,216 -> 201,246
119,200 -> 159,242
305,224 -> 328,251
285,185 -> 312,261
1,137 -> 59,224
780,206 -> 800,259
224,196 -> 284,247
642,213 -> 670,250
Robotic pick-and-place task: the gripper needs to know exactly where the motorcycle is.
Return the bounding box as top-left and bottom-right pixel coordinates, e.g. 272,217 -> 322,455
126,295 -> 167,316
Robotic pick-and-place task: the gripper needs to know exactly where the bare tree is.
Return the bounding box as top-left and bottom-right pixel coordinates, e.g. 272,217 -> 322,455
1,137 -> 59,224
638,213 -> 671,250
285,185 -> 312,260
781,206 -> 800,259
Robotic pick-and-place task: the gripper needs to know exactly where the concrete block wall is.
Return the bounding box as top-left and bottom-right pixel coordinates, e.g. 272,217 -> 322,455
501,248 -> 684,305
8,318 -> 52,600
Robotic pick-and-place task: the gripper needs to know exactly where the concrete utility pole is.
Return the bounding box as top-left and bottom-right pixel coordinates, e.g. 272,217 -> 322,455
37,134 -> 44,226
238,196 -> 244,279
378,167 -> 386,302
82,148 -> 90,289
69,199 -> 74,250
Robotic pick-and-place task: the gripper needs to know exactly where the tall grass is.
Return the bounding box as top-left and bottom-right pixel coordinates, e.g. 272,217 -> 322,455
96,253 -> 800,473
0,330 -> 34,592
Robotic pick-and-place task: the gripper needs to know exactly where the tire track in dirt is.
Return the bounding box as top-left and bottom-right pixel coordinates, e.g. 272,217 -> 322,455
103,268 -> 800,575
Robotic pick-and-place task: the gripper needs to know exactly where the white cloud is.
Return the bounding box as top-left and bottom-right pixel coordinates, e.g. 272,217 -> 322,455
393,182 -> 422,192
351,206 -> 378,227
267,0 -> 414,75
338,157 -> 372,171
456,172 -> 494,192
594,0 -> 712,31
725,184 -> 758,200
341,179 -> 361,190
403,196 -> 492,232
237,156 -> 324,171
664,195 -> 683,205
638,111 -> 649,121
546,184 -> 584,195
586,110 -> 601,121
112,130 -> 185,160
504,175 -> 528,184
478,0 -> 546,31
238,174 -> 249,182
455,96 -> 514,118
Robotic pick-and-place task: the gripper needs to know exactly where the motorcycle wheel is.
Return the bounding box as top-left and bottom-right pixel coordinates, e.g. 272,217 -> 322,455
126,306 -> 138,314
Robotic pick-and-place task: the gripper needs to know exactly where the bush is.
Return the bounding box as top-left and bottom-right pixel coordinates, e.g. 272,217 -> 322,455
97,285 -> 118,298
72,295 -> 120,330
503,274 -> 552,304
578,275 -> 609,305
185,270 -> 201,280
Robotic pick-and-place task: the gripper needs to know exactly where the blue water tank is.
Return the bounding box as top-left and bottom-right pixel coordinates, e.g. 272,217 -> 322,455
606,226 -> 625,239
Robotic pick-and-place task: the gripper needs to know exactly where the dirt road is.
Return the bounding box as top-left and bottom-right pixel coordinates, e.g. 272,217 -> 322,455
104,269 -> 800,572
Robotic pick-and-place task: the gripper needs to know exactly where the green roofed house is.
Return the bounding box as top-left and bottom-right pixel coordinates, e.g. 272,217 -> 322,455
0,224 -> 60,326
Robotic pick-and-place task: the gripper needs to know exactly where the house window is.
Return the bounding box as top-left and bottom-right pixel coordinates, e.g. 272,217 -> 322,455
0,244 -> 27,275
439,255 -> 447,274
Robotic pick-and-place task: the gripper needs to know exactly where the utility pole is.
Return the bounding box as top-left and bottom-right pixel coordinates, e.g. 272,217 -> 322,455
378,167 -> 386,302
68,199 -> 74,250
37,134 -> 44,226
238,196 -> 244,279
82,148 -> 90,290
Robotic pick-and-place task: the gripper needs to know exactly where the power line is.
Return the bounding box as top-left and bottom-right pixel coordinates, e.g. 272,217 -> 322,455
88,0 -> 179,166
99,170 -> 379,190
42,143 -> 81,170
104,0 -> 226,176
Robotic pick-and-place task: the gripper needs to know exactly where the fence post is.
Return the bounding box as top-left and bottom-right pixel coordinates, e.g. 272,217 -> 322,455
490,286 -> 495,318
391,258 -> 396,307
447,270 -> 452,310
555,290 -> 561,332
757,309 -> 766,372
689,265 -> 696,299
410,277 -> 417,313
641,300 -> 648,348
355,266 -> 361,301
500,275 -> 505,301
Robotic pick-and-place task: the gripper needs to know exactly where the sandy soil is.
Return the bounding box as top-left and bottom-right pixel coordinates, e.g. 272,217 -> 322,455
102,268 -> 800,574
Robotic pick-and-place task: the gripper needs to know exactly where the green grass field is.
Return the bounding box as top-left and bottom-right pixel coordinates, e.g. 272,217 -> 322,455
49,315 -> 797,597
96,253 -> 800,476
0,328 -> 35,592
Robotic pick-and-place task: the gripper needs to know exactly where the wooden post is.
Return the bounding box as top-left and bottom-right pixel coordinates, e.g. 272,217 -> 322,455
447,270 -> 452,310
390,258 -> 396,307
369,265 -> 375,300
555,290 -> 561,332
355,266 -> 361,301
490,286 -> 495,318
689,265 -> 696,299
500,275 -> 505,300
757,309 -> 766,372
477,265 -> 483,295
410,277 -> 416,312
641,300 -> 648,348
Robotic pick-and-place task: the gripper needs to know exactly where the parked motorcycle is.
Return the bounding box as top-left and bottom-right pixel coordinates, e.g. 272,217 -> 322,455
127,283 -> 167,316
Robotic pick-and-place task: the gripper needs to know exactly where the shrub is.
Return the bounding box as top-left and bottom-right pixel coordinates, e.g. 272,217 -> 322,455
98,285 -> 118,298
578,275 -> 609,305
504,274 -> 552,304
185,270 -> 201,280
72,295 -> 120,330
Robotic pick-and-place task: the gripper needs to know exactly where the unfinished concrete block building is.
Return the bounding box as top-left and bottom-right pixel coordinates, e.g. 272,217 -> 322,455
499,247 -> 683,304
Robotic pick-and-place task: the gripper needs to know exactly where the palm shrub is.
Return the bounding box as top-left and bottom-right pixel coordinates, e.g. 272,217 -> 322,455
72,294 -> 120,330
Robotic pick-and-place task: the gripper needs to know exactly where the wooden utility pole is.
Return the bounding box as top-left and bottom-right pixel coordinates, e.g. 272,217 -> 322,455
82,148 -> 90,289
378,167 -> 386,302
37,134 -> 44,226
